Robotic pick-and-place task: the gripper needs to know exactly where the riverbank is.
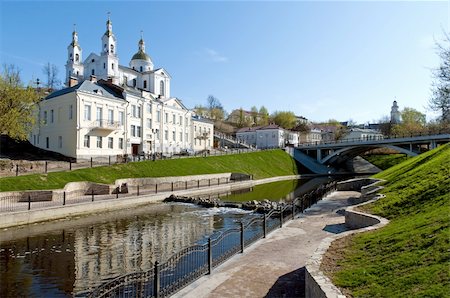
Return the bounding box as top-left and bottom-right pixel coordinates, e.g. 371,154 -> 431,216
0,175 -> 305,230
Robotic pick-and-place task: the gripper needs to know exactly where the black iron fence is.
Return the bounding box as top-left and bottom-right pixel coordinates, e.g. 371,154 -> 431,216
0,176 -> 255,213
1,148 -> 261,177
80,181 -> 337,298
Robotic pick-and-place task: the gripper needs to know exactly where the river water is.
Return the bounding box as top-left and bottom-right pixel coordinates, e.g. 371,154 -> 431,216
0,178 -> 319,297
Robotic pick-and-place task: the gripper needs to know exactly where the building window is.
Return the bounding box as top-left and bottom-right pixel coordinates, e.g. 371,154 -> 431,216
58,136 -> 62,148
96,107 -> 102,122
172,114 -> 176,124
84,135 -> 90,148
164,130 -> 168,141
118,138 -> 124,149
92,58 -> 95,63
140,66 -> 143,72
132,105 -> 136,118
50,110 -> 54,123
133,79 -> 136,87
160,81 -> 165,96
103,63 -> 106,69
110,44 -> 114,54
46,137 -> 49,148
69,105 -> 73,120
185,117 -> 188,126
137,106 -> 141,118
157,111 -> 161,122
108,109 -> 114,124
91,69 -> 95,75
185,132 -> 188,142
119,111 -> 124,125
147,118 -> 152,129
164,113 -> 168,123
112,63 -> 114,70
179,132 -> 183,142
131,125 -> 136,137
179,116 -> 182,125
146,103 -> 151,113
75,54 -> 79,62
97,136 -> 102,148
123,76 -> 128,86
172,131 -> 176,141
108,137 -> 113,149
43,111 -> 48,124
84,105 -> 91,121
143,80 -> 147,89
137,126 -> 141,137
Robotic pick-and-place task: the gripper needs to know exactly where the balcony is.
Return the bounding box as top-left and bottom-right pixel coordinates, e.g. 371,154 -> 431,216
89,119 -> 122,131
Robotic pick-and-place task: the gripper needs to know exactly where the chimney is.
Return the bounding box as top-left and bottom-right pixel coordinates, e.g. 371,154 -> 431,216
89,75 -> 97,83
68,76 -> 78,87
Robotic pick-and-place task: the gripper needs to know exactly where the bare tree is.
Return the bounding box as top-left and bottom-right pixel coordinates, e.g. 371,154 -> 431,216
429,33 -> 450,123
42,62 -> 61,90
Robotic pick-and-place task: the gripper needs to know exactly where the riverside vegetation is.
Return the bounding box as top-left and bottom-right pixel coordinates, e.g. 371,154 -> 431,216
0,150 -> 298,192
324,143 -> 449,297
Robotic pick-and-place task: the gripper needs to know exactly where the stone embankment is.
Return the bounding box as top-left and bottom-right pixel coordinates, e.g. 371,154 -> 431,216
164,194 -> 288,213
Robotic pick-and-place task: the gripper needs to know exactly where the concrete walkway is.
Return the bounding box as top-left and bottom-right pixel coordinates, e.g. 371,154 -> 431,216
174,191 -> 360,298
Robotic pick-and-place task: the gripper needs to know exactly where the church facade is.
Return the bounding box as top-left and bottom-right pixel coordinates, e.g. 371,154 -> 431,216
29,18 -> 213,159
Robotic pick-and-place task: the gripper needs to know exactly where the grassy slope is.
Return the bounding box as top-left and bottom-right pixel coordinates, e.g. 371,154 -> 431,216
331,144 -> 450,297
363,154 -> 410,171
0,150 -> 298,192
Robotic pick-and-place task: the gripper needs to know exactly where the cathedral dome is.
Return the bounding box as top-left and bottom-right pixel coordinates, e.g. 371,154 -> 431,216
131,50 -> 151,62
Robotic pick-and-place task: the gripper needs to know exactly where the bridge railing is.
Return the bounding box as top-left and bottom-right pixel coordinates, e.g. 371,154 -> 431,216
79,181 -> 337,298
297,130 -> 450,147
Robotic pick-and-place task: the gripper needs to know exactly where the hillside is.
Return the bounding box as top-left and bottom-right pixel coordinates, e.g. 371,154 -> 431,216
0,150 -> 299,192
325,144 -> 450,297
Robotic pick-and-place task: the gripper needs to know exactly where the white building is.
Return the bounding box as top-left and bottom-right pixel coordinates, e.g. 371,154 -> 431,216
29,18 -> 212,159
342,128 -> 384,141
191,116 -> 214,152
236,125 -> 298,149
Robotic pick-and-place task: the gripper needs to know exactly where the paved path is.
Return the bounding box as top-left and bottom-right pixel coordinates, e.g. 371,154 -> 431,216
174,191 -> 360,298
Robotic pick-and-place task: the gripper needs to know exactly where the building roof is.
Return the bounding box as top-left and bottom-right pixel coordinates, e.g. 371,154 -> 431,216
131,50 -> 152,62
45,80 -> 124,100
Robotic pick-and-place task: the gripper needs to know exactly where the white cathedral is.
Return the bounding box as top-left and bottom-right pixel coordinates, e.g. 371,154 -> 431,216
29,18 -> 213,159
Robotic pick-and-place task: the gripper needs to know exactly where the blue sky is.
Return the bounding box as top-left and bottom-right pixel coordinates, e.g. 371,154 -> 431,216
0,1 -> 448,123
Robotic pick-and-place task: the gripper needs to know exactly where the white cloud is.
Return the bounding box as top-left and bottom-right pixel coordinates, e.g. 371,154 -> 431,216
204,48 -> 228,63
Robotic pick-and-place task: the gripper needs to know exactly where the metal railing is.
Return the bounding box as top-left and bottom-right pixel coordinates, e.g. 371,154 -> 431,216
0,176 -> 255,214
81,181 -> 337,298
297,131 -> 450,147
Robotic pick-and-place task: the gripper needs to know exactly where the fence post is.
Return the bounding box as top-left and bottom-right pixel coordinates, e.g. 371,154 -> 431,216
208,179 -> 211,187
16,164 -> 19,176
185,181 -> 188,190
154,261 -> 160,298
69,160 -> 72,171
208,238 -> 213,274
171,182 -> 174,191
240,222 -> 244,253
90,157 -> 93,168
116,189 -> 119,199
91,189 -> 94,202
28,195 -> 31,210
263,214 -> 267,238
198,180 -> 200,188
280,207 -> 283,228
63,192 -> 66,206
218,178 -> 220,185
45,161 -> 48,173
108,156 -> 111,165
155,184 -> 158,194
137,185 -> 140,196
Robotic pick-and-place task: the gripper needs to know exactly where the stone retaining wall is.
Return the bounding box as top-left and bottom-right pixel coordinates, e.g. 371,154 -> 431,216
305,187 -> 389,298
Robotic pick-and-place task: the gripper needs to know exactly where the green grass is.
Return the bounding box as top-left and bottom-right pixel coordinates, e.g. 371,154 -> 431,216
362,154 -> 410,170
330,144 -> 450,297
0,150 -> 299,192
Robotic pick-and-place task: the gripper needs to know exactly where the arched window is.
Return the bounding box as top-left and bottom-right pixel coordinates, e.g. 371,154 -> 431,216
140,66 -> 143,72
91,69 -> 95,75
75,54 -> 79,62
110,44 -> 114,54
160,81 -> 165,96
143,80 -> 147,89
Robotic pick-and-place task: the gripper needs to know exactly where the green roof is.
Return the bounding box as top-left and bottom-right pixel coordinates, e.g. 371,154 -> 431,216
131,50 -> 151,62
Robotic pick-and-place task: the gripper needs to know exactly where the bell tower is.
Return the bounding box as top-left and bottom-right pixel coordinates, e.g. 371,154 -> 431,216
65,25 -> 84,85
100,13 -> 119,83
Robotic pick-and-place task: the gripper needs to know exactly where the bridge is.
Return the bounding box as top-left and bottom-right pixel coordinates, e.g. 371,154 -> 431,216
291,133 -> 450,174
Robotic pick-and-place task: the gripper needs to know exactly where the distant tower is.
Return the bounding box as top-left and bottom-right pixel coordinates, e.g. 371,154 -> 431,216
390,100 -> 401,124
100,13 -> 119,83
65,26 -> 84,85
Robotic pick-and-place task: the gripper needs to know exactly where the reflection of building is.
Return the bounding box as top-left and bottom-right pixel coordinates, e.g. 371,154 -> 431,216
29,17 -> 213,158
72,205 -> 214,292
